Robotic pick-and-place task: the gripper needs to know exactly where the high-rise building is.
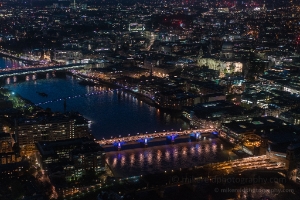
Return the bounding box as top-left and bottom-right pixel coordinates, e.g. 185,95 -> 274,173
0,132 -> 21,165
15,113 -> 91,156
0,132 -> 13,153
36,138 -> 106,183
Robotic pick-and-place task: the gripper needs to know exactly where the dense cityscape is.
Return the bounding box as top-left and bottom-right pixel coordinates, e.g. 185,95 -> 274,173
1,0 -> 300,199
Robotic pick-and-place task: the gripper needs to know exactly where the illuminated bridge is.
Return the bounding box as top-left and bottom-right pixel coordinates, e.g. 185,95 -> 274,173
97,129 -> 217,149
0,63 -> 87,78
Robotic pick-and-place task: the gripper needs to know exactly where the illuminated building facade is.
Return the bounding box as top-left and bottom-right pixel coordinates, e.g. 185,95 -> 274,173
15,114 -> 90,156
197,43 -> 243,78
0,132 -> 12,153
36,138 -> 106,183
128,23 -> 145,32
0,132 -> 21,165
0,162 -> 30,179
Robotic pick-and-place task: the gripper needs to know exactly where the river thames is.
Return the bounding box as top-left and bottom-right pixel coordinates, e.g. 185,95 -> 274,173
1,57 -> 232,177
3,75 -> 190,138
106,138 -> 235,177
1,57 -> 189,139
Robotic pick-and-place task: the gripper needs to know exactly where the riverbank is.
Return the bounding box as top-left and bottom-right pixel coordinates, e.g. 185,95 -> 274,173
71,73 -> 184,117
0,51 -> 38,63
4,74 -> 189,137
0,87 -> 35,111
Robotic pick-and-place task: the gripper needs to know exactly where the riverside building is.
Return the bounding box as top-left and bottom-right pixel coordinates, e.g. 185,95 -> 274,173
15,113 -> 91,156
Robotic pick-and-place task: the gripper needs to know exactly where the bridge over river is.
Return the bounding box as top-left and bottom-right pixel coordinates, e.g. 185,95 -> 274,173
0,63 -> 87,77
97,129 -> 216,148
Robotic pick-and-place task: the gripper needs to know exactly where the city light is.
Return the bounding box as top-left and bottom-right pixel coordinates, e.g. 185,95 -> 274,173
1,1 -> 300,199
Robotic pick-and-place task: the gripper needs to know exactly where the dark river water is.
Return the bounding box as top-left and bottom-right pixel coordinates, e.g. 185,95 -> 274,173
3,74 -> 189,139
106,138 -> 232,177
1,57 -> 231,178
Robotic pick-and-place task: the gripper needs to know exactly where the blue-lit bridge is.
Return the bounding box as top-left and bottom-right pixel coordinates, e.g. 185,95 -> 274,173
97,129 -> 217,148
0,63 -> 87,78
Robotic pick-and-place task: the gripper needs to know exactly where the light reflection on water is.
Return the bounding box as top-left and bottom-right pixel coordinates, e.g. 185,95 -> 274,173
106,139 -> 230,177
3,76 -> 189,138
0,57 -> 26,69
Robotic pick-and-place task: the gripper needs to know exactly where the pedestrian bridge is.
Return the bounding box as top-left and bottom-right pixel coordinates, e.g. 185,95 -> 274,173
0,63 -> 87,78
33,88 -> 117,107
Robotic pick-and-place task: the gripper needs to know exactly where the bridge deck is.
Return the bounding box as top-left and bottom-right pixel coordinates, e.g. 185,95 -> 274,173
97,129 -> 215,146
0,63 -> 86,77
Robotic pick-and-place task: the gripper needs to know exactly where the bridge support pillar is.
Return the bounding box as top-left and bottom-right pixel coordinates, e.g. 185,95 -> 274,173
117,142 -> 121,151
